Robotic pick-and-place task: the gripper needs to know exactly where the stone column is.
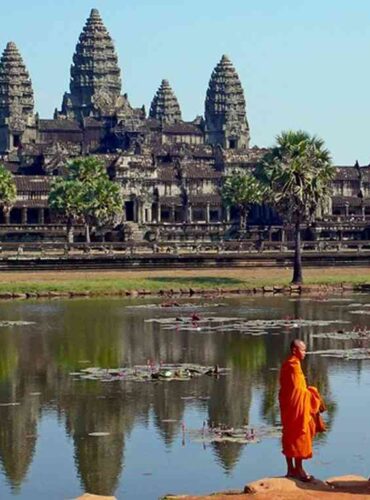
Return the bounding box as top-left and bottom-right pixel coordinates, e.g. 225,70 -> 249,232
344,202 -> 349,218
226,206 -> 231,223
171,204 -> 176,222
4,209 -> 10,224
21,208 -> 27,224
136,201 -> 142,223
206,203 -> 210,223
157,203 -> 161,223
147,205 -> 152,223
188,204 -> 193,223
38,209 -> 44,224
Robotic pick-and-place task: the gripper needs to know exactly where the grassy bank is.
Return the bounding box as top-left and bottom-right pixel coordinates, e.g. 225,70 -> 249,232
0,267 -> 368,295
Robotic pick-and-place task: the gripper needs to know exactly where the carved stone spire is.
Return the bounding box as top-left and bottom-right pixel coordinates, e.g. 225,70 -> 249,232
0,42 -> 34,123
61,8 -> 122,120
205,55 -> 249,149
149,79 -> 182,124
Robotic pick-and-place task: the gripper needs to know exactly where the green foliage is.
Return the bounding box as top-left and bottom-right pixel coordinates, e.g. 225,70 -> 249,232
222,170 -> 268,228
257,130 -> 335,283
257,130 -> 335,223
0,164 -> 16,210
222,170 -> 266,210
49,178 -> 85,220
48,157 -> 123,232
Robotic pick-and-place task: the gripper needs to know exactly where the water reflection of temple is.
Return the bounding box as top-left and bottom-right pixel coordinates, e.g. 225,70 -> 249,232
0,296 -> 353,495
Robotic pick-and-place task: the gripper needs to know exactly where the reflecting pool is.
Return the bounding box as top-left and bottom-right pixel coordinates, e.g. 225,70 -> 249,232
0,294 -> 369,499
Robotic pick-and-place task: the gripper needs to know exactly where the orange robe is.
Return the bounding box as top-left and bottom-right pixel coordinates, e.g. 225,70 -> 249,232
279,355 -> 322,459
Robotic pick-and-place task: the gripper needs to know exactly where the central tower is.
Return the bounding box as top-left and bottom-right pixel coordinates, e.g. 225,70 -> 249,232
61,9 -> 122,121
205,55 -> 250,149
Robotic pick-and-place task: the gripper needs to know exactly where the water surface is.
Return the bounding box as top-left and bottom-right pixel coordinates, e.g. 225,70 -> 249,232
0,294 -> 369,499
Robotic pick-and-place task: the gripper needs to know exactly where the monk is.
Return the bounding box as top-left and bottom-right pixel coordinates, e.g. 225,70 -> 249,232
279,339 -> 325,482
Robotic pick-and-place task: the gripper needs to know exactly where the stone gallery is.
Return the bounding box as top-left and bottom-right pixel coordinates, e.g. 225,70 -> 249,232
0,8 -> 369,243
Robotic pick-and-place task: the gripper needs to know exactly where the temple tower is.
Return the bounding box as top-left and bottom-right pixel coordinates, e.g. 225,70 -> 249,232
205,55 -> 249,149
0,42 -> 35,152
61,9 -> 122,121
149,80 -> 182,124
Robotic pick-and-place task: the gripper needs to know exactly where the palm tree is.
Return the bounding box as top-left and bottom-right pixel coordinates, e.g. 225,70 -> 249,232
222,170 -> 267,233
0,165 -> 16,224
258,131 -> 334,284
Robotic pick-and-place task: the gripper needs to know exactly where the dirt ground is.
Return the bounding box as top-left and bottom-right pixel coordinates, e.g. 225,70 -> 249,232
0,266 -> 368,284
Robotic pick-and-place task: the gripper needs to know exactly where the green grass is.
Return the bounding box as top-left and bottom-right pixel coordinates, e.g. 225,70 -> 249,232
0,273 -> 368,295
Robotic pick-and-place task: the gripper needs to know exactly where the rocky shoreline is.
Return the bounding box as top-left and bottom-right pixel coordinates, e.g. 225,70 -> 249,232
0,282 -> 369,300
161,475 -> 370,499
74,475 -> 370,499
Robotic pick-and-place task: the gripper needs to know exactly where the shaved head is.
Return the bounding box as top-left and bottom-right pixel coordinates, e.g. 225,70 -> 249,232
290,339 -> 305,351
290,339 -> 307,360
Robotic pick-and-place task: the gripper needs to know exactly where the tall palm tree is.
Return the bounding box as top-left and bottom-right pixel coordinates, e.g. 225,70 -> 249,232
258,131 -> 334,284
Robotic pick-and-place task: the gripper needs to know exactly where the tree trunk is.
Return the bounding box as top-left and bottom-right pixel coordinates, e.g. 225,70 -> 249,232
67,218 -> 74,243
85,223 -> 91,244
239,207 -> 248,231
292,218 -> 303,284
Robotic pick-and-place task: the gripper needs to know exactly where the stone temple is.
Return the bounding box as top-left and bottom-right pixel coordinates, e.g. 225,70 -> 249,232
0,8 -> 368,243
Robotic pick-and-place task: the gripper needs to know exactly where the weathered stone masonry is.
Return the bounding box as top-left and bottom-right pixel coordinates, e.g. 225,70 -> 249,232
0,8 -> 368,243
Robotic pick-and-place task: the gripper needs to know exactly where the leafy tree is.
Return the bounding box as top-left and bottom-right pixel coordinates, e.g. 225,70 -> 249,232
257,130 -> 334,284
49,158 -> 123,243
83,176 -> 123,243
0,165 -> 16,223
49,179 -> 85,243
222,170 -> 267,231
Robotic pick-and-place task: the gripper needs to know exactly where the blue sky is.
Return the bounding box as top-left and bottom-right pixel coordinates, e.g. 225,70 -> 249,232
2,0 -> 370,164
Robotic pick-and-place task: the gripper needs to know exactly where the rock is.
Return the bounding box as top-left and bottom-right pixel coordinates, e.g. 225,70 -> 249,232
263,286 -> 274,293
0,292 -> 13,299
326,475 -> 370,491
169,475 -> 370,499
341,284 -> 354,291
49,291 -> 70,297
12,293 -> 27,299
75,495 -> 116,500
244,476 -> 331,494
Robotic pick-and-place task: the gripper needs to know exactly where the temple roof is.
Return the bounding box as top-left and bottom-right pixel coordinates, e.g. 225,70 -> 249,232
188,193 -> 221,204
0,42 -> 34,121
149,80 -> 182,124
182,164 -> 222,179
162,122 -> 203,136
334,166 -> 361,181
14,176 -> 51,192
39,119 -> 81,132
